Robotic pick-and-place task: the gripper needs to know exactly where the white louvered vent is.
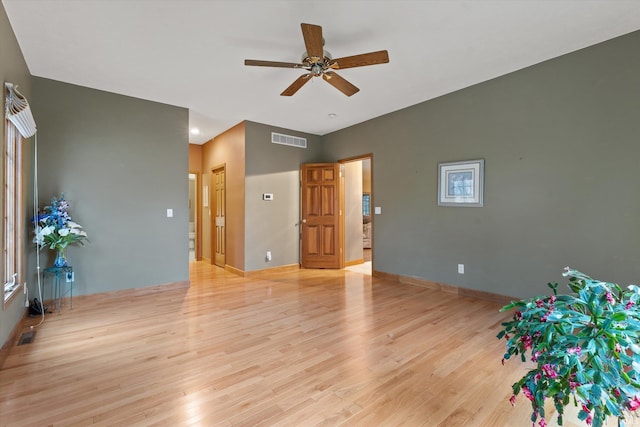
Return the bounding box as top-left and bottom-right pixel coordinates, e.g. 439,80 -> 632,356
271,132 -> 307,149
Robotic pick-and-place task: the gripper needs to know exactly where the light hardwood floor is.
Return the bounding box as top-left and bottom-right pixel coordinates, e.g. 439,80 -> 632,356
1,262 -> 638,426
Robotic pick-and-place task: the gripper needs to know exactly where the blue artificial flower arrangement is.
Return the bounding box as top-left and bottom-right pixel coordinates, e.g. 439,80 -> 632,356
34,194 -> 87,250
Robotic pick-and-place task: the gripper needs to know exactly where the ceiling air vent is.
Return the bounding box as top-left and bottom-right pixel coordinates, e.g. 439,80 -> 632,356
271,132 -> 307,149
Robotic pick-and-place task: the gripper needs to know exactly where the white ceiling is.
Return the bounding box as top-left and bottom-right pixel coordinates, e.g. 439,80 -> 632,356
3,1 -> 640,144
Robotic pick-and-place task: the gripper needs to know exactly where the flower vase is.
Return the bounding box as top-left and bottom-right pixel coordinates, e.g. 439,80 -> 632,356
53,247 -> 68,268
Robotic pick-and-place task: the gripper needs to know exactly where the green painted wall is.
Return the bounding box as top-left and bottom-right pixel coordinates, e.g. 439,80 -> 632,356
0,1 -> 32,350
322,31 -> 640,299
244,121 -> 322,271
30,77 -> 189,296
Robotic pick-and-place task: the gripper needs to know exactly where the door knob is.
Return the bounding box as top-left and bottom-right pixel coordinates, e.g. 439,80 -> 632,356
302,219 -> 307,223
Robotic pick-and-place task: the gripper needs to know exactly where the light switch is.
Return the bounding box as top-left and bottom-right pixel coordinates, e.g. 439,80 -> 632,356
374,206 -> 382,215
166,208 -> 173,218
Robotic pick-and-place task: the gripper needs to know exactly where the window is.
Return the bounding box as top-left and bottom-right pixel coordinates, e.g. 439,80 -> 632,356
362,193 -> 370,217
3,120 -> 24,305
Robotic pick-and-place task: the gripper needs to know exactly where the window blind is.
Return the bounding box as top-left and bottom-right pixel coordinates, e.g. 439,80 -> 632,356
4,82 -> 36,138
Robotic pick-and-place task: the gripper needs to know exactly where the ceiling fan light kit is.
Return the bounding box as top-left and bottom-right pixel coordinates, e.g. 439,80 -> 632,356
245,23 -> 389,97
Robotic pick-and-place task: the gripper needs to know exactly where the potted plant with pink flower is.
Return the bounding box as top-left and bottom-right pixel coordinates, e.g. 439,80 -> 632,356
498,268 -> 640,427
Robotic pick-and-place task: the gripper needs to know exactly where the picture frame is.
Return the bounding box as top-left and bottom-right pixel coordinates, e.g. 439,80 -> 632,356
438,159 -> 484,207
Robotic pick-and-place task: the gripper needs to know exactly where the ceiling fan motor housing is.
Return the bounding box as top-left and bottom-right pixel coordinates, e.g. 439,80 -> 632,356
302,50 -> 333,76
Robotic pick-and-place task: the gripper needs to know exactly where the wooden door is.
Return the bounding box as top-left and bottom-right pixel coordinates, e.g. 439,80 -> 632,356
301,163 -> 343,269
212,167 -> 226,267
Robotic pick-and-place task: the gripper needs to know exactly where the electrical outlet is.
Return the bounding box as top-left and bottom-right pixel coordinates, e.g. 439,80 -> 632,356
23,283 -> 27,294
458,264 -> 465,274
266,251 -> 272,262
66,272 -> 74,283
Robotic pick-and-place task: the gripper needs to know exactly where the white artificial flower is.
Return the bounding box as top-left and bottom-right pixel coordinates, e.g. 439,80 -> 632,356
41,226 -> 54,236
70,229 -> 80,235
58,228 -> 70,236
67,221 -> 83,229
33,231 -> 43,245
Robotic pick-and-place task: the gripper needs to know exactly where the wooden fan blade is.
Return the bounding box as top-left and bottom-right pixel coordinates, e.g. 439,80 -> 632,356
281,74 -> 313,96
328,50 -> 389,70
301,23 -> 323,61
322,71 -> 359,97
245,59 -> 305,68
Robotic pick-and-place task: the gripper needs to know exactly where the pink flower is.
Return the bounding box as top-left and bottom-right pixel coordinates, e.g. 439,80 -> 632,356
569,373 -> 579,389
522,386 -> 534,401
615,343 -> 622,353
515,310 -> 523,320
586,415 -> 593,425
539,418 -> 547,427
542,364 -> 558,378
606,292 -> 615,304
520,335 -> 533,350
509,395 -> 517,406
532,351 -> 543,362
567,346 -> 582,355
613,388 -> 621,397
626,301 -> 635,310
549,295 -> 556,304
629,396 -> 640,411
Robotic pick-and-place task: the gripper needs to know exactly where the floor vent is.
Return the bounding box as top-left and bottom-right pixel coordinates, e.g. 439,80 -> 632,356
271,132 -> 307,149
17,331 -> 35,346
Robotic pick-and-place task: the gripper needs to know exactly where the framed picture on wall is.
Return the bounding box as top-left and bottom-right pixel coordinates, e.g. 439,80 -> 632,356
438,159 -> 484,207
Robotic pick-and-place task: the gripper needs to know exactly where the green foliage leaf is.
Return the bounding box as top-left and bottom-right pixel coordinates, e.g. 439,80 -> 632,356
611,311 -> 627,322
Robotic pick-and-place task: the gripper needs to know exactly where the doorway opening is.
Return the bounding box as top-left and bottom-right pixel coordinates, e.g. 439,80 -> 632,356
299,156 -> 373,274
341,155 -> 373,276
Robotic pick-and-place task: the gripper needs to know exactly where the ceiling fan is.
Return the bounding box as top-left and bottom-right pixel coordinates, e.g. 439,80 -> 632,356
244,23 -> 389,97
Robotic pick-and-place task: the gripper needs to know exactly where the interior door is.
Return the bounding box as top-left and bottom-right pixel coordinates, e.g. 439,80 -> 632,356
213,166 -> 226,267
301,163 -> 343,269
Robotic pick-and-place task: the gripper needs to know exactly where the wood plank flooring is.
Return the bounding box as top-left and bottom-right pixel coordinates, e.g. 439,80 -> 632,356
1,262 -> 638,426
